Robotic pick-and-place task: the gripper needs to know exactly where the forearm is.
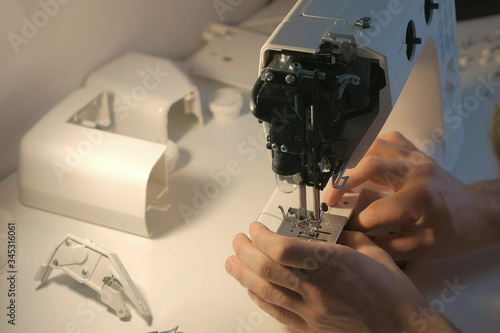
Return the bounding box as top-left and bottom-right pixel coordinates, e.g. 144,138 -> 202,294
468,177 -> 500,246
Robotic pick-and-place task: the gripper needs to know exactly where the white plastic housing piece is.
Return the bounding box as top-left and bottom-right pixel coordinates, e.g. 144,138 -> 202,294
185,23 -> 269,90
18,87 -> 169,237
86,52 -> 203,145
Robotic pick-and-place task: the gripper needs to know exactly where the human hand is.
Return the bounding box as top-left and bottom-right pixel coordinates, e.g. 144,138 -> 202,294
324,131 -> 491,260
225,222 -> 457,333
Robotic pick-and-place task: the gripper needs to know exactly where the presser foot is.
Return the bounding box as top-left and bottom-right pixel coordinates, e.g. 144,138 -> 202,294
274,205 -> 347,243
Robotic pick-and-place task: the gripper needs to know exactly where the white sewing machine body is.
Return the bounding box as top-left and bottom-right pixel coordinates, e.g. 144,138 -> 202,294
253,0 -> 462,238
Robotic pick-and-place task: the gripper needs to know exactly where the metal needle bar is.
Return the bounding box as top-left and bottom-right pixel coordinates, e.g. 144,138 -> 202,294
299,184 -> 307,220
313,188 -> 321,220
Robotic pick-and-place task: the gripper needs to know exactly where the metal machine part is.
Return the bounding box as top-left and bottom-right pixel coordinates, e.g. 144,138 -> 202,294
252,0 -> 462,241
34,235 -> 151,320
252,49 -> 385,194
277,203 -> 347,243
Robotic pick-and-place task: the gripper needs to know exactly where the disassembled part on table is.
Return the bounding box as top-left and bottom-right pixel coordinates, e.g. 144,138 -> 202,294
34,234 -> 151,320
19,53 -> 204,238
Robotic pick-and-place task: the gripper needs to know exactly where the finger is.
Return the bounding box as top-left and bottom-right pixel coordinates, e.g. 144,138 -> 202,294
225,255 -> 303,312
377,131 -> 419,151
368,135 -> 430,173
371,229 -> 433,261
247,289 -> 307,333
346,155 -> 412,192
365,137 -> 413,161
324,133 -> 422,206
249,222 -> 338,270
324,155 -> 409,206
348,189 -> 420,232
323,181 -> 345,206
232,232 -> 303,293
337,231 -> 398,270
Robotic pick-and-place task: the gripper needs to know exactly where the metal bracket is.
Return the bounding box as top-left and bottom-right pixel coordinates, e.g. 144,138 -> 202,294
34,234 -> 151,320
334,74 -> 361,99
332,165 -> 350,190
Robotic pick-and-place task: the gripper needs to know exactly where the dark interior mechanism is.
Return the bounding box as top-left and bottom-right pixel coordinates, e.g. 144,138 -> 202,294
251,43 -> 386,191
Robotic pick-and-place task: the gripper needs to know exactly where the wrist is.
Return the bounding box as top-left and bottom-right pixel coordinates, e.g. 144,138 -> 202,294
402,304 -> 460,333
469,178 -> 500,229
464,178 -> 500,248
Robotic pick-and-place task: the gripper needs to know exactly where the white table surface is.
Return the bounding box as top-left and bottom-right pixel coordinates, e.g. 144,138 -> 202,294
1,14 -> 500,333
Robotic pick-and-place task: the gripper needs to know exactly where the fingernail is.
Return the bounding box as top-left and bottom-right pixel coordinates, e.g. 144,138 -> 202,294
225,257 -> 236,273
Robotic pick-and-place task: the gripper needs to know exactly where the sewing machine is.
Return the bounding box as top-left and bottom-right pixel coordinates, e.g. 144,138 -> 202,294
252,0 -> 463,242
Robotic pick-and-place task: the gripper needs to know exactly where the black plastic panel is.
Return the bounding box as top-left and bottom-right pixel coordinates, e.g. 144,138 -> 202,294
455,0 -> 500,21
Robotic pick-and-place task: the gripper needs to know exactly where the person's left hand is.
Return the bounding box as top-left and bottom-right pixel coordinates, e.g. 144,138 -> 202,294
225,222 -> 456,333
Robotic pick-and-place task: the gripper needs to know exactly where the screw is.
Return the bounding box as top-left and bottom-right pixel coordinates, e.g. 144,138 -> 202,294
281,145 -> 288,153
289,62 -> 301,71
82,269 -> 88,277
264,71 -> 274,82
65,240 -> 71,246
285,74 -> 296,85
355,16 -> 372,29
271,143 -> 279,151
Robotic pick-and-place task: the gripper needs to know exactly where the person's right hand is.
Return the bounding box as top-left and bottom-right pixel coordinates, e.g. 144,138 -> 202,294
324,131 -> 495,260
226,222 -> 459,333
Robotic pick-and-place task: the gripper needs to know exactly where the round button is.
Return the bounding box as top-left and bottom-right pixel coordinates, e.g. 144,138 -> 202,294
209,88 -> 243,121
